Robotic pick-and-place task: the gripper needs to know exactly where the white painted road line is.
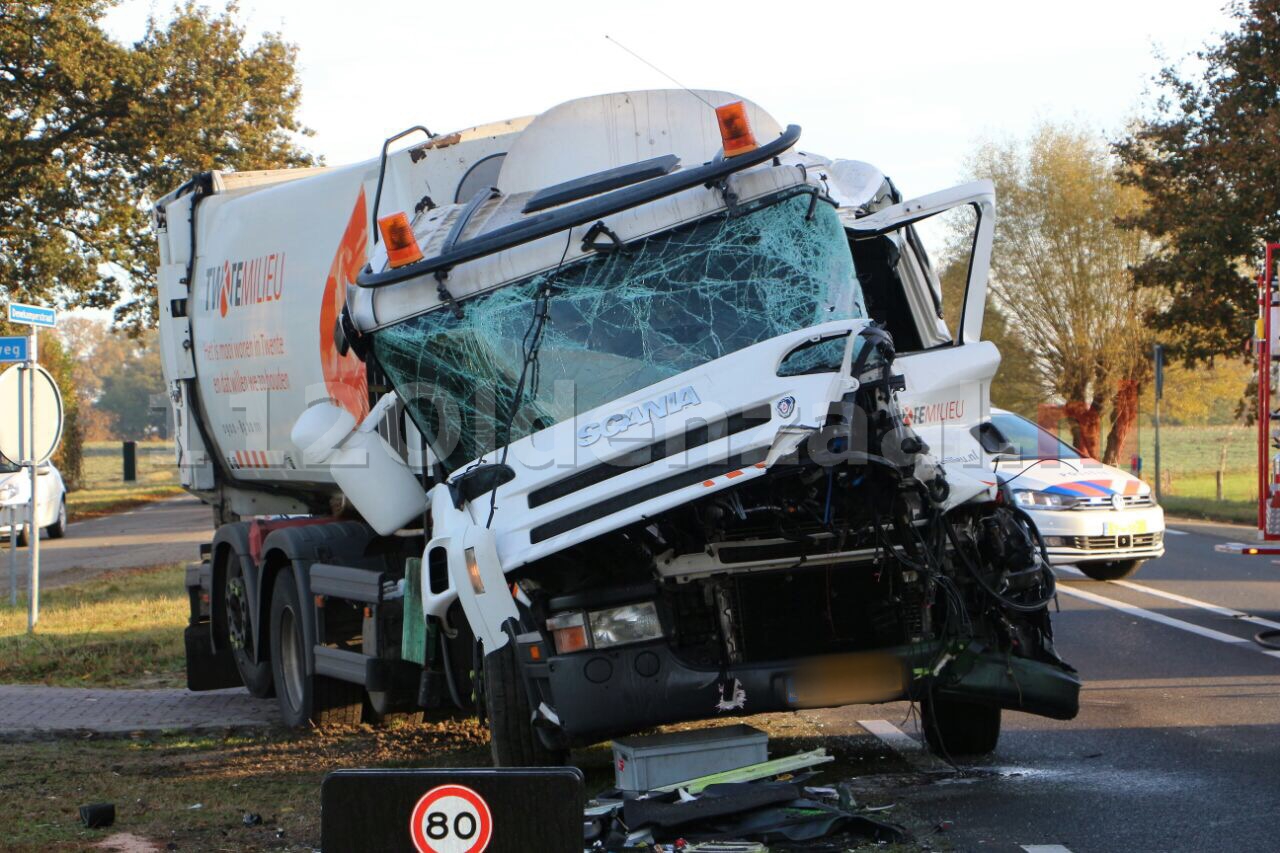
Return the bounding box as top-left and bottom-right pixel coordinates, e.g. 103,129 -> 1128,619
1057,565 -> 1280,631
1022,846 -> 1074,853
857,719 -> 952,771
1164,528 -> 1189,535
858,718 -> 919,750
1057,584 -> 1280,660
1109,579 -> 1280,632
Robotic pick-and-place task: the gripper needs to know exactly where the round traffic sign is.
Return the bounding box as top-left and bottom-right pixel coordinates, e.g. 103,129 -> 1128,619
0,364 -> 63,465
409,784 -> 493,853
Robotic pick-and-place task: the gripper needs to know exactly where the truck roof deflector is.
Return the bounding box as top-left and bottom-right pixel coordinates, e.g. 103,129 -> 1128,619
355,125 -> 802,289
522,154 -> 680,214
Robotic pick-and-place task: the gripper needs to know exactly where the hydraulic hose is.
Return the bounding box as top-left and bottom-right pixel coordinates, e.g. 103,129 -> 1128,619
943,509 -> 1057,613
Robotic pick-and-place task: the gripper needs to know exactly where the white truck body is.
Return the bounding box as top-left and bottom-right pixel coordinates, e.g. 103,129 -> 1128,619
156,91 -> 1078,762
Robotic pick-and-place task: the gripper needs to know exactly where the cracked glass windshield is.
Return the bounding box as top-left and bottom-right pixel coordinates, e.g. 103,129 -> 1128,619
373,193 -> 866,470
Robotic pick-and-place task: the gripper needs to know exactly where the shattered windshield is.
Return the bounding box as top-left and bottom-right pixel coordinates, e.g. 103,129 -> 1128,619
373,192 -> 865,471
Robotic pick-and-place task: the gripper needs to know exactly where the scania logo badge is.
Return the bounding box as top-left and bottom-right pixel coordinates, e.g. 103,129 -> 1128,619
777,396 -> 796,418
576,385 -> 701,447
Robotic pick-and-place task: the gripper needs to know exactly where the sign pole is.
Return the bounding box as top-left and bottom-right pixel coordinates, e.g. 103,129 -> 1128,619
1153,343 -> 1163,506
27,326 -> 38,632
13,343 -> 24,604
8,508 -> 15,606
3,301 -> 59,624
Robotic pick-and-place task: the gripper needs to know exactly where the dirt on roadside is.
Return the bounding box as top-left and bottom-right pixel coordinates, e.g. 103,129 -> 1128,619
0,709 -> 934,852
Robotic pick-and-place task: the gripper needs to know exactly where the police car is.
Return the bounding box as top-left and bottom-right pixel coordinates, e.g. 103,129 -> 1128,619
986,409 -> 1164,580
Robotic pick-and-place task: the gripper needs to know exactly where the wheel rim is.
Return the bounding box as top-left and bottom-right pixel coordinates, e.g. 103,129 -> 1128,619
226,575 -> 253,657
279,606 -> 305,711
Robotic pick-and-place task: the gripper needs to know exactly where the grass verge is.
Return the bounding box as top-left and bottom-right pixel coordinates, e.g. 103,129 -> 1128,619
0,721 -> 492,852
0,563 -> 187,688
1161,496 -> 1257,525
68,442 -> 184,522
0,715 -> 917,852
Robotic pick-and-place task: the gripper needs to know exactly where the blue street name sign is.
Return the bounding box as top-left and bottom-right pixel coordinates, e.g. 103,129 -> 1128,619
0,337 -> 28,363
7,303 -> 56,328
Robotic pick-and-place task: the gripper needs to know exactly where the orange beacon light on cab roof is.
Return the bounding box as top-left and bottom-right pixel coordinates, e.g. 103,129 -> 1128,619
715,101 -> 758,158
377,212 -> 424,269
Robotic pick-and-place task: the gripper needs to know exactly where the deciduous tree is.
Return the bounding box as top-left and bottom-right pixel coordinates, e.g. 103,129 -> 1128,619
961,123 -> 1156,463
0,1 -> 313,332
1115,0 -> 1280,364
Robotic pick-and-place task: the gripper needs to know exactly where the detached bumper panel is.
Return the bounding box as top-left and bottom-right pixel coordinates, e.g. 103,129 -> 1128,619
936,647 -> 1081,720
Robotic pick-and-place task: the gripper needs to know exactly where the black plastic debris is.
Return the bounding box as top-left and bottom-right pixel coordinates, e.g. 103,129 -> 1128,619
624,783 -> 802,830
78,802 -> 115,829
608,780 -> 907,846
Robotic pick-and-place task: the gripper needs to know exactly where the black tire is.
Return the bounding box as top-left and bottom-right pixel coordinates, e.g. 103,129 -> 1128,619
1079,559 -> 1144,581
14,524 -> 28,548
269,569 -> 363,728
483,640 -> 568,767
923,693 -> 1001,757
223,554 -> 274,699
46,499 -> 66,539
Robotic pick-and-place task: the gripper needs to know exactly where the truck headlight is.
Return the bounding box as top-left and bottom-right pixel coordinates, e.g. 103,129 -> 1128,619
1012,489 -> 1078,510
0,483 -> 19,503
546,602 -> 663,654
588,602 -> 662,649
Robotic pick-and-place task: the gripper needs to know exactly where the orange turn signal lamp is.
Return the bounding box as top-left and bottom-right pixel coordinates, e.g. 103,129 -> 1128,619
715,100 -> 758,158
546,612 -> 589,655
377,212 -> 424,269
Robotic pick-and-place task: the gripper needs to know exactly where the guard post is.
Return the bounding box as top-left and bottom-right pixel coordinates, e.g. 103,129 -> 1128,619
122,441 -> 137,483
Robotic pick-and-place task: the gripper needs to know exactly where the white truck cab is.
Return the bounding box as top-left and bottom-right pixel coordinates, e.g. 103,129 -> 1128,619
155,90 -> 1078,765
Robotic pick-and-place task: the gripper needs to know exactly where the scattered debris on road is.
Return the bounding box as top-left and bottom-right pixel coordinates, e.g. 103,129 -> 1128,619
586,727 -> 908,849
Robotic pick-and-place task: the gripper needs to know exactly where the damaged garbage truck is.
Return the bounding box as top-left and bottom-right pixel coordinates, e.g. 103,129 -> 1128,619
155,90 -> 1079,765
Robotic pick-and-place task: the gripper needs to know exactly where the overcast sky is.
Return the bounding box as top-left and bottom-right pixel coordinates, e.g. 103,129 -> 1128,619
102,0 -> 1235,196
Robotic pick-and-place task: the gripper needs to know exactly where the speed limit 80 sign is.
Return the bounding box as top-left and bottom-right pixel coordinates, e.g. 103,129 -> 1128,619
410,784 -> 493,853
321,768 -> 584,853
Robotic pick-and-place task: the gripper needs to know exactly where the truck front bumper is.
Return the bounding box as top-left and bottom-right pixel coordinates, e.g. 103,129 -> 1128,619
518,636 -> 1080,742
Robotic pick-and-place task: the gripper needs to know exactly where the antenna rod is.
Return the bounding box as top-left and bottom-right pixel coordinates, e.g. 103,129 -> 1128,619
604,35 -> 714,109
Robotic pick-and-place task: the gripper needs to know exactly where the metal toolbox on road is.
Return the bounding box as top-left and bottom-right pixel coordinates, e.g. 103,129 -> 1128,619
612,725 -> 768,792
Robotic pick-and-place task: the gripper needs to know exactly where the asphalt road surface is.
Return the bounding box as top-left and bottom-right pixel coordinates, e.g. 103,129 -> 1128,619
826,518 -> 1280,853
0,497 -> 211,596
6,500 -> 1279,850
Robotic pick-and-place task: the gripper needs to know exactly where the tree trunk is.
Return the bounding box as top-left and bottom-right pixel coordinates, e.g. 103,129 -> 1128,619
1063,398 -> 1103,459
1102,380 -> 1140,466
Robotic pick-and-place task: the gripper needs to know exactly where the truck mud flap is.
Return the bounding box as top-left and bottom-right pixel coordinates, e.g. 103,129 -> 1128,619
183,623 -> 243,692
934,646 -> 1080,720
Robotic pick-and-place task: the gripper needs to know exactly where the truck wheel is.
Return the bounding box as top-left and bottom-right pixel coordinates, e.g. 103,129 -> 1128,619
15,524 -> 28,548
482,640 -> 568,767
1079,559 -> 1143,581
269,569 -> 362,728
46,499 -> 66,539
922,693 -> 1001,757
224,556 -> 273,699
